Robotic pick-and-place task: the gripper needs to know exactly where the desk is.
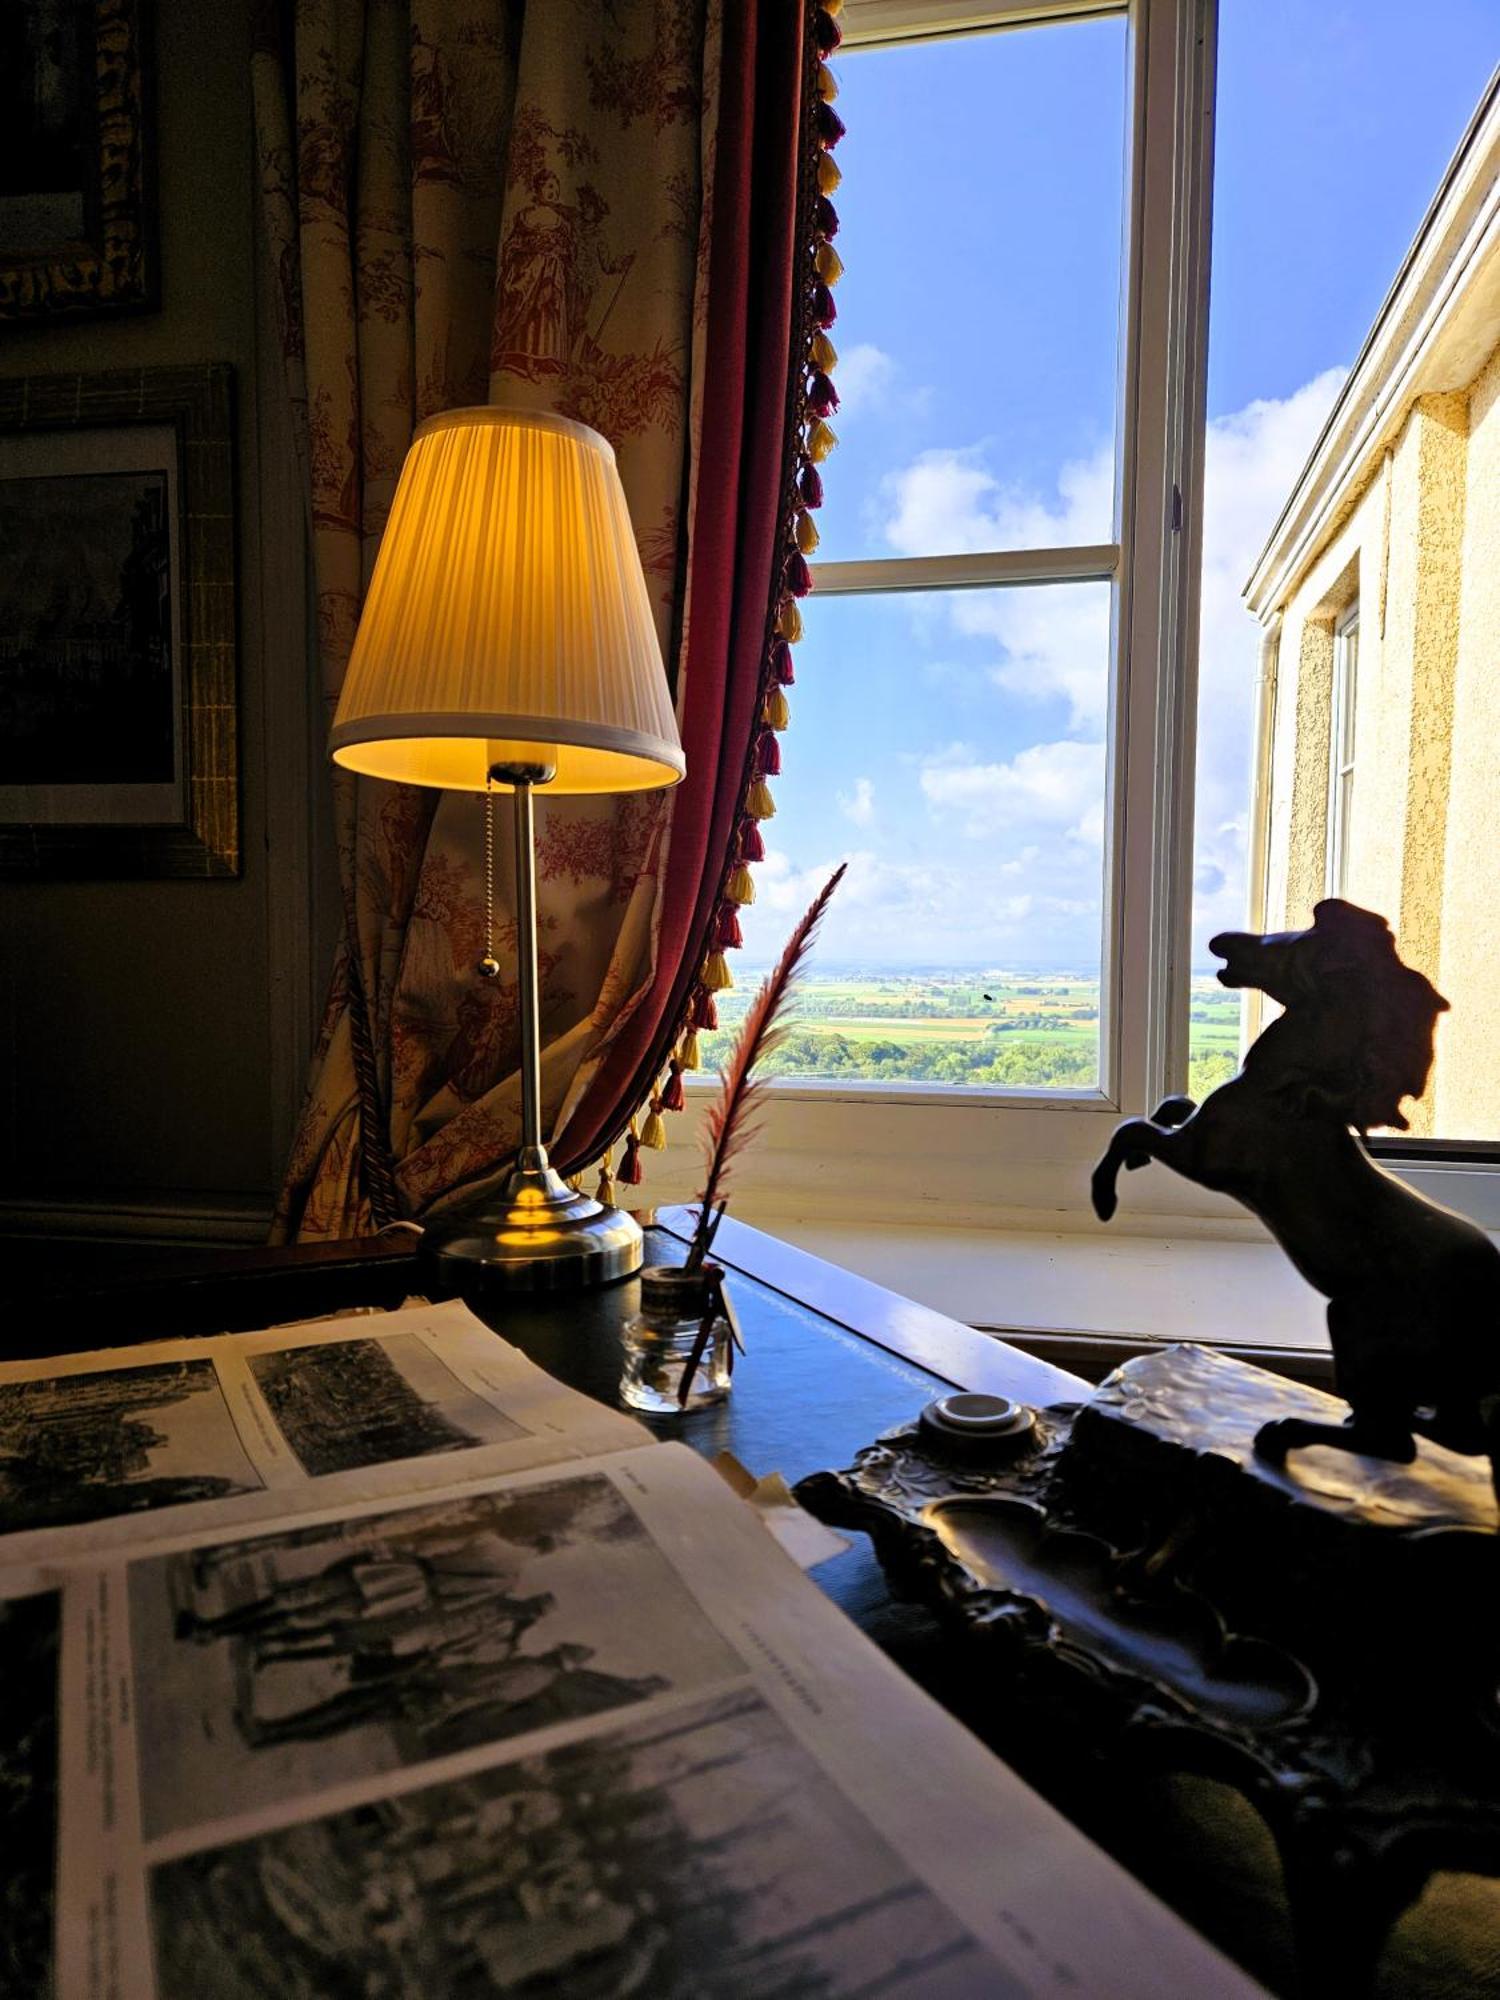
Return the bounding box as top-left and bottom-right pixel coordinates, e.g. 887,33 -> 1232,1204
14,1208 -> 1487,1995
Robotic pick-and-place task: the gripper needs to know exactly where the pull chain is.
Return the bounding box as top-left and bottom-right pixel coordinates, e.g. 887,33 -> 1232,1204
477,778 -> 501,980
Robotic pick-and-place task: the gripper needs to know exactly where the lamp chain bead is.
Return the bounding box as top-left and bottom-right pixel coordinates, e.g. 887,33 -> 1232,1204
477,780 -> 501,980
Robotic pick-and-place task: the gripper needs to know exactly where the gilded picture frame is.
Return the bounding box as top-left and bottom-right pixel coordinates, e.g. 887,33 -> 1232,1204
0,364 -> 240,879
0,0 -> 156,323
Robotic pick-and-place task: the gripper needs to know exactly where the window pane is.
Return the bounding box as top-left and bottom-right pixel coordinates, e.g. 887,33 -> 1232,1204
702,585 -> 1108,1090
1190,0 -> 1499,1138
813,18 -> 1126,564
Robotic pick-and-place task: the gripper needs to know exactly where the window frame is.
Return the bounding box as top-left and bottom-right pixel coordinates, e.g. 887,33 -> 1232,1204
675,0 -> 1219,1220
1325,601 -> 1360,899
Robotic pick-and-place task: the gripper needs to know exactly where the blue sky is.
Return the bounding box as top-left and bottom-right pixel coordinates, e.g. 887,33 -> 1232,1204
740,1 -> 1498,970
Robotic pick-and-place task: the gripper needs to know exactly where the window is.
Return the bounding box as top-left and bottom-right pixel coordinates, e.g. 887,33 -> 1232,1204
673,0 -> 1214,1225
672,0 -> 1500,1237
715,11 -> 1128,1097
1325,604 -> 1359,899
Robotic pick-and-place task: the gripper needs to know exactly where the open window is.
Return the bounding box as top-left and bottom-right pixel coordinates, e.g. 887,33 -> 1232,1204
669,0 -> 1500,1241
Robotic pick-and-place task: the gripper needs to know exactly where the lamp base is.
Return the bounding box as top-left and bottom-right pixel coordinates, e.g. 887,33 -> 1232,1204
421,1157 -> 643,1296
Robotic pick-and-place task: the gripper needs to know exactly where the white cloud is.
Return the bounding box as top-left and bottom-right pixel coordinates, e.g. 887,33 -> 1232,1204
921,739 -> 1104,840
739,845 -> 1099,965
837,775 -> 876,826
880,446 -> 1113,559
833,343 -> 897,418
878,446 -> 1115,733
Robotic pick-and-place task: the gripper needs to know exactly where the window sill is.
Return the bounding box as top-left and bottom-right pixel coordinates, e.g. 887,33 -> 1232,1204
726,1209 -> 1334,1354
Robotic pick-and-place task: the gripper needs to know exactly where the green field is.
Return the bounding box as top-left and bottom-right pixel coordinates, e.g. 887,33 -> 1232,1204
695,970 -> 1243,1095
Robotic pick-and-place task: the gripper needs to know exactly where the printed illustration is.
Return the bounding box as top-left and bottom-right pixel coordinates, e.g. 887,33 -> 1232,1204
0,1360 -> 263,1531
249,1335 -> 527,1477
150,1687 -> 995,1999
0,1591 -> 61,1999
130,1476 -> 744,1840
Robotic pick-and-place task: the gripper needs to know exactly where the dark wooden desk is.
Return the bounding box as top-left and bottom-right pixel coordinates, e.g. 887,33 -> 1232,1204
11,1207 -> 1447,1996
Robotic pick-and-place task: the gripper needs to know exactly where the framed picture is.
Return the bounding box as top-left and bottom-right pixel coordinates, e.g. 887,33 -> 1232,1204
0,0 -> 156,322
0,365 -> 239,879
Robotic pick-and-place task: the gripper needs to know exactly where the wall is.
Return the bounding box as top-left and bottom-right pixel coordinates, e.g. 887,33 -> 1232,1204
0,0 -> 323,1241
1264,341 -> 1500,1139
1437,339 -> 1500,1135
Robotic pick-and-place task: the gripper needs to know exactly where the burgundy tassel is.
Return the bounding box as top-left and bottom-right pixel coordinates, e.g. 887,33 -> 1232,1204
806,371 -> 839,418
692,988 -> 718,1031
738,816 -> 765,863
617,1135 -> 643,1186
816,102 -> 846,148
811,281 -> 837,329
756,727 -> 781,777
815,8 -> 843,52
662,1061 -> 686,1113
815,195 -> 840,239
769,638 -> 794,685
716,906 -> 743,950
799,462 -> 824,508
785,549 -> 813,597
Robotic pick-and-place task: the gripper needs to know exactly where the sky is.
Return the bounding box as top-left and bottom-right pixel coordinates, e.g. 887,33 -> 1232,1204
739,0 -> 1499,971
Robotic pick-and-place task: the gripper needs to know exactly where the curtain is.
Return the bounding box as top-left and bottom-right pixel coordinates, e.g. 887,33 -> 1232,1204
253,0 -> 841,1239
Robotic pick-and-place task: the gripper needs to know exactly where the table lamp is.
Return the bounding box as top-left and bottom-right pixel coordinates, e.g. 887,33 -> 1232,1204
329,405 -> 685,1292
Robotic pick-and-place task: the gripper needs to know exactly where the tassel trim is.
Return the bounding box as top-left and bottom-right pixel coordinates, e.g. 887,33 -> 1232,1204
606,0 -> 843,1178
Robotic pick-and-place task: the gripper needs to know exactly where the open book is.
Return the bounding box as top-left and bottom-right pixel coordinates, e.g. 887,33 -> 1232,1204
0,1300 -> 1262,1997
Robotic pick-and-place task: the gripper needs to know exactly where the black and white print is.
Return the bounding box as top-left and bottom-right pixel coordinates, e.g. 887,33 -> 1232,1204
129,1476 -> 744,1840
149,1686 -> 1002,1999
249,1335 -> 527,1478
0,1359 -> 262,1532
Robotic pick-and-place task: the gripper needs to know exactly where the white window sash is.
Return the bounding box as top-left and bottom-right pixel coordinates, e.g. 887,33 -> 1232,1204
651,0 -> 1227,1232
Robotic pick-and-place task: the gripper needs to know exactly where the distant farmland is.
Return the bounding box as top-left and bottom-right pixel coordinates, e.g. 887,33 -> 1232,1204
696,970 -> 1243,1094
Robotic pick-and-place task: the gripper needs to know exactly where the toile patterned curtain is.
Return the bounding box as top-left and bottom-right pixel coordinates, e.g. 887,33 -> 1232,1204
253,0 -> 720,1239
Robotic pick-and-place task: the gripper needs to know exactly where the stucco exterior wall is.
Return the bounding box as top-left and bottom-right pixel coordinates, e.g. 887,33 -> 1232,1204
1263,345 -> 1500,1136
1436,339 -> 1500,1135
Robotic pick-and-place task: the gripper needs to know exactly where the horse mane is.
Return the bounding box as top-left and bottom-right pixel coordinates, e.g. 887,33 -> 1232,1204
1295,902 -> 1448,1134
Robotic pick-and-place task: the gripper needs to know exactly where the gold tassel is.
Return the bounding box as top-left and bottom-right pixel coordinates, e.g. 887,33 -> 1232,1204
595,1147 -> 616,1207
679,1028 -> 701,1072
703,951 -> 734,993
776,598 -> 804,643
818,152 -> 842,195
627,1113 -> 641,1142
746,778 -> 776,820
824,0 -> 844,15
809,330 -> 837,374
726,862 -> 756,905
642,1101 -> 667,1150
815,242 -> 844,286
795,510 -> 821,555
807,418 -> 838,463
817,63 -> 838,103
566,1173 -> 586,1194
763,685 -> 790,731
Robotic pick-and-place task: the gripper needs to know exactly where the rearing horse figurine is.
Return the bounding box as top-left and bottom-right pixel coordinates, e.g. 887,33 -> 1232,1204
1092,899 -> 1500,1493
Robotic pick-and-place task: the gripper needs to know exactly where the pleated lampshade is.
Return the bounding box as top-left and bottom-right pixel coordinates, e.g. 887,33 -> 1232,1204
329,405 -> 684,794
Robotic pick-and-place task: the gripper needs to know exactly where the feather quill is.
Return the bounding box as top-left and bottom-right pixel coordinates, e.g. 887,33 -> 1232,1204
685,861 -> 846,1274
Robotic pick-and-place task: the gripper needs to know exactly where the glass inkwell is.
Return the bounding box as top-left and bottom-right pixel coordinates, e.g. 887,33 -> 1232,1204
621,1263 -> 735,1414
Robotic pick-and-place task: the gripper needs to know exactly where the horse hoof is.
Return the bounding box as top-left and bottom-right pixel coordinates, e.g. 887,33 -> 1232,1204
1091,1180 -> 1117,1223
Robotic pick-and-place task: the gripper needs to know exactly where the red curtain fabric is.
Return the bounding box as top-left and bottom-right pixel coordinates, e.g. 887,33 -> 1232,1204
554,4 -> 813,1175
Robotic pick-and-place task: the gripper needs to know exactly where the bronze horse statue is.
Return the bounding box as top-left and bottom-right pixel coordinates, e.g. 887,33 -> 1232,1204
1092,899 -> 1500,1490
